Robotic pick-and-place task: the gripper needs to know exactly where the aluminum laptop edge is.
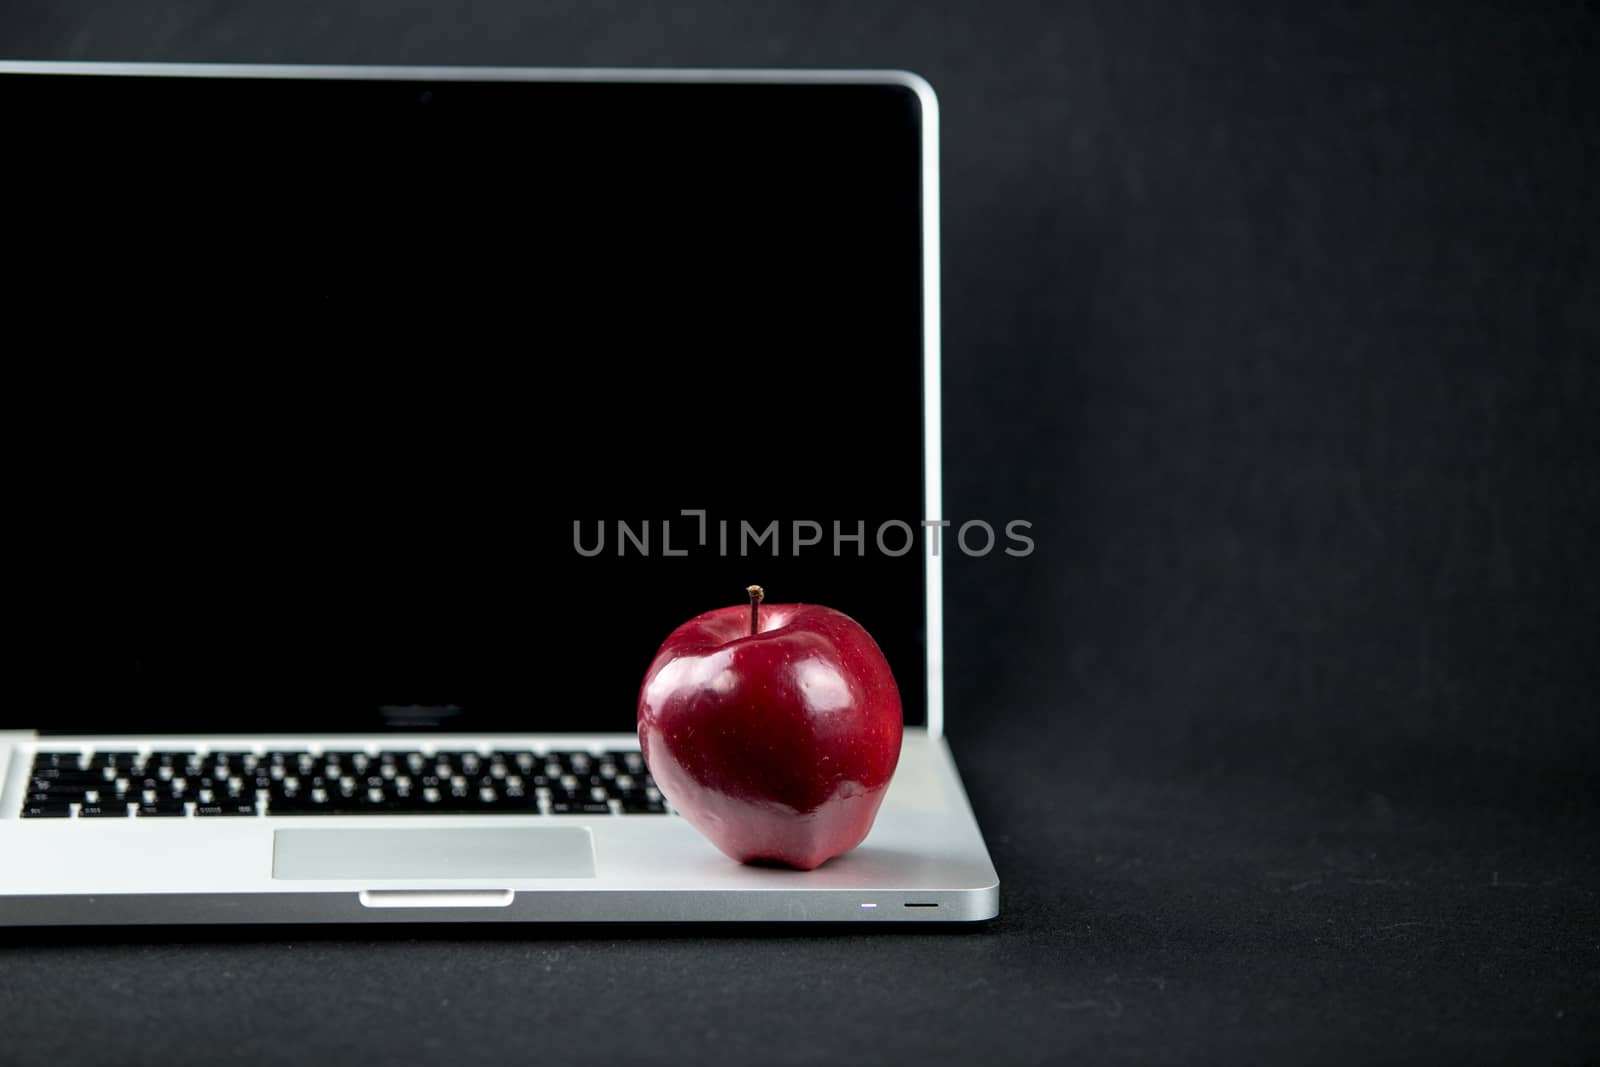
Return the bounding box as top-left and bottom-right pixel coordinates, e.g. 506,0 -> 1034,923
0,62 -> 999,926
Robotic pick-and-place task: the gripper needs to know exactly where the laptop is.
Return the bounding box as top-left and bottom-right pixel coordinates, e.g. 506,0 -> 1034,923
0,62 -> 999,925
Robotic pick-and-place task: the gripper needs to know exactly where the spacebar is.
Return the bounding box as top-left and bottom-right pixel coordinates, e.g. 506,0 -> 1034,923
268,803 -> 544,816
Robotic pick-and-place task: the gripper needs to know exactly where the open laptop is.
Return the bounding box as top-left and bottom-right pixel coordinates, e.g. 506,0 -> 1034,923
0,62 -> 998,925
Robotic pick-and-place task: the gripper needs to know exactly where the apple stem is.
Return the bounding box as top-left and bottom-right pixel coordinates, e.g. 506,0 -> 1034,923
747,584 -> 764,636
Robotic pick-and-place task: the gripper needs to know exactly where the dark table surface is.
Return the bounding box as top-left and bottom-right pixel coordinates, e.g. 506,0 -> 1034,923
2,0 -> 1597,1061
2,724 -> 1595,1065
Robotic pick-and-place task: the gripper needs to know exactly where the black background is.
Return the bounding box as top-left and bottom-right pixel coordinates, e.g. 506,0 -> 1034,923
2,3 -> 1597,1064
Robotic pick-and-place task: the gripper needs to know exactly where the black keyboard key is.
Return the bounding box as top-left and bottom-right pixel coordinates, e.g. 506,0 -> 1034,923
34,776 -> 91,798
79,801 -> 130,817
137,801 -> 188,817
196,802 -> 256,816
22,801 -> 72,818
550,801 -> 612,815
621,798 -> 669,814
32,752 -> 83,770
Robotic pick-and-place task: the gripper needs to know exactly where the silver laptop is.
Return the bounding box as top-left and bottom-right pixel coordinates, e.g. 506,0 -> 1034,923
0,62 -> 998,925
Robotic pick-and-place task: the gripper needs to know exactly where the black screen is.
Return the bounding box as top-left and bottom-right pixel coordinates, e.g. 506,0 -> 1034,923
5,73 -> 929,735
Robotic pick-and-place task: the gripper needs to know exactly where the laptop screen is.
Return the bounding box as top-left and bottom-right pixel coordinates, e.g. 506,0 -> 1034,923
7,71 -> 930,736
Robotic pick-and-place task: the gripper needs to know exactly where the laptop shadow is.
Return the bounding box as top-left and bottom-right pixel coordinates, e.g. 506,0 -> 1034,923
0,917 -> 1000,947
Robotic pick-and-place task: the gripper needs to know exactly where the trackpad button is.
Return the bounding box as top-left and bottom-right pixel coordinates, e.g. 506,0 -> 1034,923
272,828 -> 596,880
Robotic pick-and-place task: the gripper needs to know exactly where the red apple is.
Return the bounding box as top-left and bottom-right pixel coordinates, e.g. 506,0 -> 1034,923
637,586 -> 903,870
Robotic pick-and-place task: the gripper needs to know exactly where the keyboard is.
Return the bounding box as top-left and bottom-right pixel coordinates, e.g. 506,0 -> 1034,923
19,748 -> 671,818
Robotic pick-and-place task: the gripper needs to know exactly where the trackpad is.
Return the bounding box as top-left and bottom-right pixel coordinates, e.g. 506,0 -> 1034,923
272,828 -> 596,880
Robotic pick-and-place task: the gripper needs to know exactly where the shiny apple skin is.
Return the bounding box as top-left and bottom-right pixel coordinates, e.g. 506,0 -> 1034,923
637,602 -> 903,870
